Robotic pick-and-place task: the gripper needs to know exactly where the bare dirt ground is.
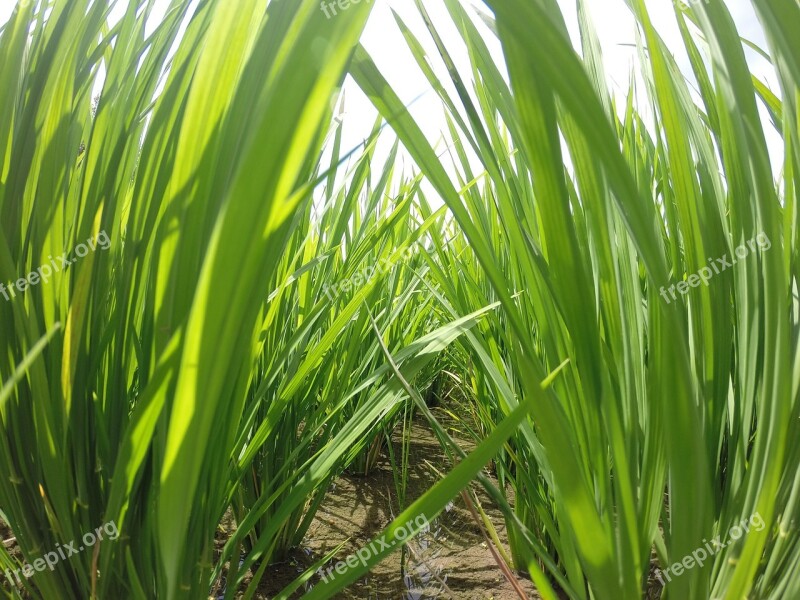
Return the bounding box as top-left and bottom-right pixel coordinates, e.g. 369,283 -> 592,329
250,415 -> 541,599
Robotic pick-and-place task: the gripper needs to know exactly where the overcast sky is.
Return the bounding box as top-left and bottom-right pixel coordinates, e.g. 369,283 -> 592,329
0,0 -> 780,190
352,0 -> 778,181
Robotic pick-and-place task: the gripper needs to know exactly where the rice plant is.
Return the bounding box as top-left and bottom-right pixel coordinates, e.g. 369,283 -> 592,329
346,0 -> 799,598
1,0 -> 798,599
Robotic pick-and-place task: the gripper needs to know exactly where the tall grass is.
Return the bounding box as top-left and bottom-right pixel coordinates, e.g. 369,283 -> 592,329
348,0 -> 799,598
1,0 -> 798,599
0,3 -> 502,597
0,0 -> 385,597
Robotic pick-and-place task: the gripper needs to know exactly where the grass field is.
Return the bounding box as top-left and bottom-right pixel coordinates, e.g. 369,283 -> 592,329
0,0 -> 798,598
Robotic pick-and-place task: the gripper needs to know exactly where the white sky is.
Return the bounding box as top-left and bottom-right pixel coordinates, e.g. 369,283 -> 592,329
351,0 -> 778,185
0,0 -> 781,195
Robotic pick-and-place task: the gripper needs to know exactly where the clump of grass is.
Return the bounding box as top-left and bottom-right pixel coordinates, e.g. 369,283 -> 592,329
347,0 -> 799,598
2,1 -> 798,599
0,0 -> 380,597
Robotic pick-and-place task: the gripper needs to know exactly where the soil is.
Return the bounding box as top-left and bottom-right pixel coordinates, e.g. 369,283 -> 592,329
1,519 -> 15,553
248,413 -> 541,599
0,520 -> 12,543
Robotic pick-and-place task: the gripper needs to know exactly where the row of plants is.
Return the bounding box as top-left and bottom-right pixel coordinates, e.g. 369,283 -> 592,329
0,1 -> 459,597
1,0 -> 798,599
343,0 -> 799,598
